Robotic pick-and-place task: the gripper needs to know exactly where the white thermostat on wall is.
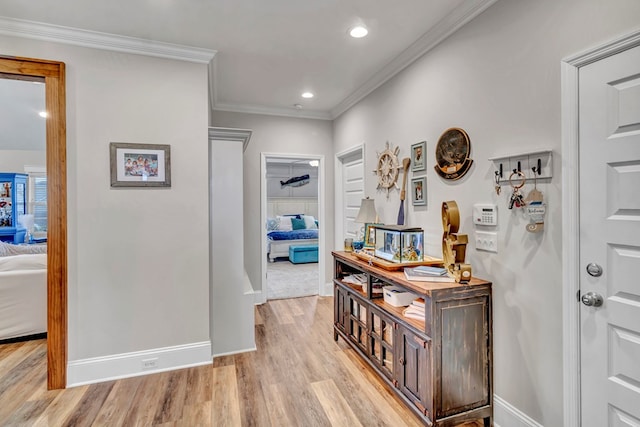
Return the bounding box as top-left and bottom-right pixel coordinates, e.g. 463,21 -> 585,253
473,203 -> 497,226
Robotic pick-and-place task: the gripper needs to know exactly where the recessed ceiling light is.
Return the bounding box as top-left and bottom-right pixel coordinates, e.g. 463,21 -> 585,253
38,111 -> 48,118
349,26 -> 368,38
301,92 -> 314,99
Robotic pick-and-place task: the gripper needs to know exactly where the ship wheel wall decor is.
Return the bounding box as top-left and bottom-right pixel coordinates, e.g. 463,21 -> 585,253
373,141 -> 401,198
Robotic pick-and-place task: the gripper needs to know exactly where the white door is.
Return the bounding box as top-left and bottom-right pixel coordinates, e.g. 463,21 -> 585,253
342,152 -> 364,241
579,44 -> 640,425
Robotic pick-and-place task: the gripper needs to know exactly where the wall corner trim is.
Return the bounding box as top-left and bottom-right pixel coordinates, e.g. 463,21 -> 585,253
66,341 -> 212,387
494,395 -> 544,427
0,16 -> 216,64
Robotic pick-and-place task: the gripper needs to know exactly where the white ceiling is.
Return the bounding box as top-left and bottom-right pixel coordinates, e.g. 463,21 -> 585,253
0,0 -> 497,124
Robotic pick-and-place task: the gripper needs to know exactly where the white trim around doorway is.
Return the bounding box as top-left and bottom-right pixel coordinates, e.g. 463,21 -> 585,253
561,28 -> 640,427
259,152 -> 327,304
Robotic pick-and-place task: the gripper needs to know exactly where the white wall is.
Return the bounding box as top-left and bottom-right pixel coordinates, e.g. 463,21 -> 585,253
333,0 -> 640,425
210,111 -> 334,293
209,133 -> 255,356
0,150 -> 46,173
1,35 -> 212,379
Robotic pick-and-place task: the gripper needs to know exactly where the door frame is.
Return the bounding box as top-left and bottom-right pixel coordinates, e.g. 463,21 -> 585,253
334,144 -> 365,250
0,56 -> 68,390
561,29 -> 640,426
259,152 -> 326,303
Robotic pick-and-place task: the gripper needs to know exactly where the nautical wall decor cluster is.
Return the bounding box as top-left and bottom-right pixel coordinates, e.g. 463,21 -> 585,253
434,127 -> 473,180
373,141 -> 401,198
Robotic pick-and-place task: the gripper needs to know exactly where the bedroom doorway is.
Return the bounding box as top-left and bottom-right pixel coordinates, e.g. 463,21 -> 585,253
0,57 -> 67,390
260,154 -> 323,301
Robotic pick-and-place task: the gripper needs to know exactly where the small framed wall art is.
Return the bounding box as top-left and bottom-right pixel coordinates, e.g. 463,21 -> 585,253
363,222 -> 382,248
411,140 -> 426,172
110,142 -> 171,188
411,176 -> 427,206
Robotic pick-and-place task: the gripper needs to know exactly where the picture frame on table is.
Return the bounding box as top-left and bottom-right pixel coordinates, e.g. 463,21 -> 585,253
411,176 -> 427,206
110,142 -> 171,188
411,140 -> 426,172
363,223 -> 382,249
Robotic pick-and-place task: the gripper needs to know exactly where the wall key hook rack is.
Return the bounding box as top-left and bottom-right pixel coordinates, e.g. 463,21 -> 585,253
489,149 -> 552,184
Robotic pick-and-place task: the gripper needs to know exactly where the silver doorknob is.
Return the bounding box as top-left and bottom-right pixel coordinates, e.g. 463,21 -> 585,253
586,263 -> 603,277
581,292 -> 603,307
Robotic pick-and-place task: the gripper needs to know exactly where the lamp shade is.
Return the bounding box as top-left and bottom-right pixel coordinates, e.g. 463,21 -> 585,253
18,214 -> 35,230
355,198 -> 377,223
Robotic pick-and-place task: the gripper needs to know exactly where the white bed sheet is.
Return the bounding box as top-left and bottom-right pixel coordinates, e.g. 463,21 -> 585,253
0,254 -> 47,341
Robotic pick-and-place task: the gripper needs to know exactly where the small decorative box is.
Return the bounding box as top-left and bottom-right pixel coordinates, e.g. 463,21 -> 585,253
382,286 -> 417,307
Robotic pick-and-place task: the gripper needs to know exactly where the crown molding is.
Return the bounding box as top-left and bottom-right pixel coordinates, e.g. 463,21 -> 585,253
330,0 -> 498,119
208,127 -> 253,151
0,16 -> 216,63
213,102 -> 332,121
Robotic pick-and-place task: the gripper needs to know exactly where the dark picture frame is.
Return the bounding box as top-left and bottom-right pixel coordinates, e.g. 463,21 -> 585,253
411,176 -> 426,206
110,142 -> 171,188
411,140 -> 426,172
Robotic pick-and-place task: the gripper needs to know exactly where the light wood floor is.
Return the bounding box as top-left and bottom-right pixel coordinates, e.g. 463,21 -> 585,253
0,296 -> 483,426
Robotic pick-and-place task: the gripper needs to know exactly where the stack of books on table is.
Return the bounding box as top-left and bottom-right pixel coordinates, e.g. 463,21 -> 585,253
403,298 -> 426,320
404,265 -> 454,282
342,273 -> 367,290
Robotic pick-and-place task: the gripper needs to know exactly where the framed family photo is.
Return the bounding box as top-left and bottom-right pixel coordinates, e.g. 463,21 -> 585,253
411,176 -> 427,206
363,223 -> 382,249
110,142 -> 171,188
411,140 -> 426,172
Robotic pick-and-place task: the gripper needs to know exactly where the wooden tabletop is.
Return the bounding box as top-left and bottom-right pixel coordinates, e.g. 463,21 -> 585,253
332,251 -> 491,295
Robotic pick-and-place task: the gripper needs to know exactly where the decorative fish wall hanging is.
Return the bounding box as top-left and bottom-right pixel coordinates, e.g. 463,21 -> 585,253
280,174 -> 310,188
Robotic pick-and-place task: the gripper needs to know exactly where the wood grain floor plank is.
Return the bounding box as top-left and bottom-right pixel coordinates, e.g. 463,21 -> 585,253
211,364 -> 241,427
62,380 -> 114,426
288,296 -> 307,317
178,401 -> 212,427
234,352 -> 271,427
0,340 -> 41,376
255,305 -> 264,325
154,369 -> 189,424
312,379 -> 364,427
122,370 -> 170,426
335,348 -> 423,427
0,345 -> 48,421
92,375 -> 143,426
0,296 -> 488,426
263,382 -> 301,427
268,298 -> 295,325
31,385 -> 88,427
184,364 -> 213,405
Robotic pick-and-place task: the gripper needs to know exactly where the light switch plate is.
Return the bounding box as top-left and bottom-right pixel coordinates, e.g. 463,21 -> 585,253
475,231 -> 498,253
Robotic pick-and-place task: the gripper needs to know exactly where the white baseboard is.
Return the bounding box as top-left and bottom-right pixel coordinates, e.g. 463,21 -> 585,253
67,341 -> 212,387
494,394 -> 543,427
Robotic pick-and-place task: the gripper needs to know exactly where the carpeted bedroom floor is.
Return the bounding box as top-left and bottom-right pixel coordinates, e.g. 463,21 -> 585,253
267,259 -> 319,300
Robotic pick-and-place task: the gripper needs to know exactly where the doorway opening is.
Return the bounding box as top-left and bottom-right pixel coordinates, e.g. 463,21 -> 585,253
0,57 -> 67,389
260,153 -> 324,301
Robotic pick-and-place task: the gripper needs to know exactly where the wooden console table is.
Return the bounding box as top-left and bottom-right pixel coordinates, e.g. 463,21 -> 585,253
332,251 -> 493,426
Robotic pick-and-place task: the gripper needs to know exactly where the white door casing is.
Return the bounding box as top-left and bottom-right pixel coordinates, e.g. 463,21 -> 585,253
578,43 -> 640,426
259,153 -> 326,304
335,145 -> 364,248
343,154 -> 364,240
563,30 -> 640,427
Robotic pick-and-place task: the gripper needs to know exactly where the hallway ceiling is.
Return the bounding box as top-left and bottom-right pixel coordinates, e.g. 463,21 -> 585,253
0,0 -> 496,121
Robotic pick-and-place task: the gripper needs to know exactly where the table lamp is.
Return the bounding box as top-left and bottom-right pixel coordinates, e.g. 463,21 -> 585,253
18,214 -> 35,243
355,197 -> 378,247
